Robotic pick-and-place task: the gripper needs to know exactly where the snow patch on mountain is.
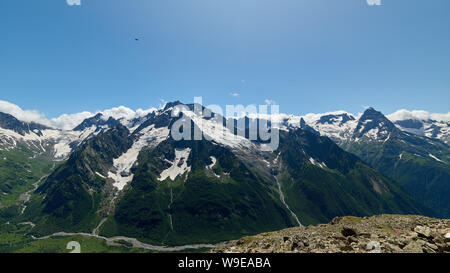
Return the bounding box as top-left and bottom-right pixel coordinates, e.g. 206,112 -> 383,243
254,108 -> 448,145
302,111 -> 355,124
392,119 -> 449,144
107,171 -> 133,191
207,156 -> 217,170
428,153 -> 445,164
388,110 -> 450,143
309,157 -> 327,169
314,119 -> 357,143
182,110 -> 256,150
109,124 -> 170,190
95,172 -> 107,179
0,126 -> 97,158
158,148 -> 192,181
296,112 -> 358,144
364,127 -> 389,141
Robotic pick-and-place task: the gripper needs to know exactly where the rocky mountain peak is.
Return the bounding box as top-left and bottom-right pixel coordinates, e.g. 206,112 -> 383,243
73,113 -> 120,131
163,100 -> 183,111
352,107 -> 399,141
0,112 -> 48,136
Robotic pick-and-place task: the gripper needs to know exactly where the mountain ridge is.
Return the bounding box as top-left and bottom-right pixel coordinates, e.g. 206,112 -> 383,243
0,101 -> 447,247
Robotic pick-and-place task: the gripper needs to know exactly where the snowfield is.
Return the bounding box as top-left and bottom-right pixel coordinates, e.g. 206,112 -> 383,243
109,125 -> 170,190
207,156 -> 217,170
0,127 -> 98,158
182,110 -> 256,150
158,148 -> 192,181
428,153 -> 445,164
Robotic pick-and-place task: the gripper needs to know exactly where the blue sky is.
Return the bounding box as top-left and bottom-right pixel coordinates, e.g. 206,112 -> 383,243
0,0 -> 449,118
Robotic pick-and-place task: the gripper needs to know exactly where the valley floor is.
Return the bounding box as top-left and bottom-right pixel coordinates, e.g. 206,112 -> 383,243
211,215 -> 450,253
0,223 -> 214,253
2,214 -> 449,253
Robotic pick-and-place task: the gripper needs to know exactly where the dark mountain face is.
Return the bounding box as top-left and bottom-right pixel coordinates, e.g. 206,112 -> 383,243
25,122 -> 296,244
102,138 -> 295,245
395,119 -> 424,130
73,113 -> 120,131
298,118 -> 319,135
352,108 -> 400,140
0,112 -> 48,136
133,108 -> 174,133
276,129 -> 430,225
342,108 -> 450,217
163,101 -> 183,111
26,125 -> 133,234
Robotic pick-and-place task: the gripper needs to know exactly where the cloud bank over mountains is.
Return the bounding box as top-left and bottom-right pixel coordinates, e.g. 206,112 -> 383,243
0,99 -> 448,131
387,109 -> 450,122
0,100 -> 156,130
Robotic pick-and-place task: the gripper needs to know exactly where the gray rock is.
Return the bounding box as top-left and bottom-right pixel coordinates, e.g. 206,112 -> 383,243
403,240 -> 424,253
414,226 -> 432,238
366,241 -> 381,253
423,242 -> 438,253
384,243 -> 402,253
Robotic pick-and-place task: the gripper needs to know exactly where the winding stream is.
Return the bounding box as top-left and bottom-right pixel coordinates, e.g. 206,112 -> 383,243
33,231 -> 217,252
92,193 -> 118,236
20,163 -> 56,214
274,176 -> 302,226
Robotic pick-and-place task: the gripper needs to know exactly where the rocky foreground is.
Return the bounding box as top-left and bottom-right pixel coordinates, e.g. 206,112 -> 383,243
212,215 -> 450,253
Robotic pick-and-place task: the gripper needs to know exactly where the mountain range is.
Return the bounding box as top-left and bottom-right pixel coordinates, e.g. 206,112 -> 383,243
277,108 -> 450,217
0,102 -> 448,246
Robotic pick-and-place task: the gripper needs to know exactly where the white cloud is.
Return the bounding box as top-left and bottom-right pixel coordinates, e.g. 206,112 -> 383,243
67,0 -> 81,6
101,106 -> 139,121
0,100 -> 44,123
0,100 -> 157,130
387,109 -> 450,122
264,99 -> 277,105
100,106 -> 157,121
46,112 -> 95,130
366,0 -> 381,6
0,100 -> 90,130
229,92 -> 240,97
136,108 -> 158,117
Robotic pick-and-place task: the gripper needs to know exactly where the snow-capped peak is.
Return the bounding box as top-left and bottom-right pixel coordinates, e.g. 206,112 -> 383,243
351,107 -> 399,142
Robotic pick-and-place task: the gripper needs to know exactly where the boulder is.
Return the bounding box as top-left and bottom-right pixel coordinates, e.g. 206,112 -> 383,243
341,227 -> 357,237
414,226 -> 432,238
366,241 -> 381,253
403,240 -> 425,253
